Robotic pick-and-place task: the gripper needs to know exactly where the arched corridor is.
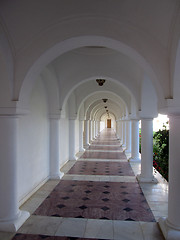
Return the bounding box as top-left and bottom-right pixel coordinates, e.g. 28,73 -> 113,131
0,1 -> 180,239
4,128 -> 167,240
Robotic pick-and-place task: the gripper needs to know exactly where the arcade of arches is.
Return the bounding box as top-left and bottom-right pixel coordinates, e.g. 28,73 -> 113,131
0,1 -> 180,239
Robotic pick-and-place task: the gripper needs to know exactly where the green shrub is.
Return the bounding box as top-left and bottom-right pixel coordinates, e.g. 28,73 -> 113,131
153,124 -> 169,181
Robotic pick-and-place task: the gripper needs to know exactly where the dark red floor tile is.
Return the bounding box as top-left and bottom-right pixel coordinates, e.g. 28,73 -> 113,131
67,161 -> 134,176
80,151 -> 126,159
12,233 -> 104,240
33,181 -> 155,222
88,145 -> 122,151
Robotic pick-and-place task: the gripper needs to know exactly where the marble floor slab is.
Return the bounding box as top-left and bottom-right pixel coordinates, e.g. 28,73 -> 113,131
80,151 -> 127,159
67,161 -> 135,176
33,180 -> 155,222
88,145 -> 122,151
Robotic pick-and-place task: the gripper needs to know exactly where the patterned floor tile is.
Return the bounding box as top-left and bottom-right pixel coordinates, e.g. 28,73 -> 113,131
12,233 -> 103,240
67,161 -> 134,176
33,181 -> 155,222
80,151 -> 126,159
88,145 -> 122,151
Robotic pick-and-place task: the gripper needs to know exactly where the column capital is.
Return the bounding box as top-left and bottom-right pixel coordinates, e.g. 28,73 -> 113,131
140,117 -> 153,121
49,114 -> 60,119
131,118 -> 140,122
79,118 -> 85,121
69,117 -> 77,120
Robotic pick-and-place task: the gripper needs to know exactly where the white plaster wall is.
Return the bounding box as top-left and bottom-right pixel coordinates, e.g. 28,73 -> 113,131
59,117 -> 69,166
18,77 -> 49,202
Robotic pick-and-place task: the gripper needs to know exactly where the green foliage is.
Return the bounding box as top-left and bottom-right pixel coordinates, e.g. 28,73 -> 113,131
153,123 -> 169,181
139,123 -> 169,181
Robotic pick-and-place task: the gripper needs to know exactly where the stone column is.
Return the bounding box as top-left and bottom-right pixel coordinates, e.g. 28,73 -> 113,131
50,116 -> 64,179
94,121 -> 96,139
98,121 -> 101,135
159,115 -> 180,239
69,119 -> 77,160
116,120 -> 120,139
125,120 -> 131,153
130,119 -> 140,161
137,118 -> 157,182
89,120 -> 92,143
122,120 -> 126,147
119,120 -> 122,141
84,120 -> 89,146
92,120 -> 95,139
120,120 -> 123,144
79,119 -> 85,152
95,121 -> 98,137
0,116 -> 30,232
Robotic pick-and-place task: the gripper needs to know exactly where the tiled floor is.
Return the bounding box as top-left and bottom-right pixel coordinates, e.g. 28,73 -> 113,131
33,180 -> 155,222
12,233 -> 101,240
67,161 -> 135,176
0,129 -> 167,240
80,151 -> 127,159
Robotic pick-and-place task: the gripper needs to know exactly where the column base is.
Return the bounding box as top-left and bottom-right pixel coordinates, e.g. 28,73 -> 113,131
125,149 -> 131,153
79,148 -> 85,152
69,156 -> 77,161
0,210 -> 30,232
137,174 -> 158,183
129,156 -> 141,162
84,143 -> 90,148
50,171 -> 64,179
159,217 -> 180,240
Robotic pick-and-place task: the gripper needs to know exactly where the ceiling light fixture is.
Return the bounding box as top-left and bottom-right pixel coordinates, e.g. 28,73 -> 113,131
96,79 -> 106,86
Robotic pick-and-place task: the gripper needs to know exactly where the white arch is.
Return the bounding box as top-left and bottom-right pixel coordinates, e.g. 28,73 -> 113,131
89,102 -> 122,121
18,35 -> 164,109
76,90 -> 129,121
18,66 -> 60,114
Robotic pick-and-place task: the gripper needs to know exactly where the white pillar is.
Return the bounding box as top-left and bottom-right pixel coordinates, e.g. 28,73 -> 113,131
159,115 -> 180,239
130,119 -> 140,161
92,120 -> 95,139
95,121 -> 98,137
79,119 -> 85,152
116,120 -> 120,139
84,120 -> 89,146
125,120 -> 131,153
137,118 -> 157,183
69,119 -> 77,161
122,120 -> 126,147
98,121 -> 100,134
89,120 -> 92,142
120,120 -> 123,144
93,121 -> 96,139
50,117 -> 64,179
0,116 -> 30,232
